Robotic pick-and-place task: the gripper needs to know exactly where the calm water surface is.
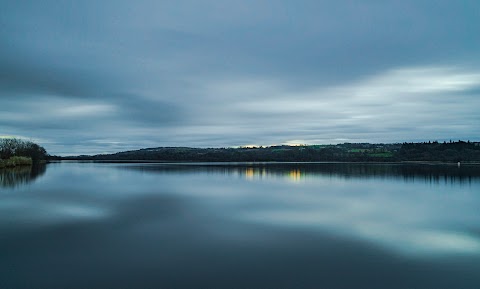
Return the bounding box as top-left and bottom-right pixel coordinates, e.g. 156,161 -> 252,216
1,162 -> 479,289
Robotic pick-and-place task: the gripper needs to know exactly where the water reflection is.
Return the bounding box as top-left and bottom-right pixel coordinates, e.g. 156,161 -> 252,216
1,162 -> 480,289
0,164 -> 46,188
245,167 -> 256,179
119,162 -> 480,184
117,162 -> 480,256
288,169 -> 302,182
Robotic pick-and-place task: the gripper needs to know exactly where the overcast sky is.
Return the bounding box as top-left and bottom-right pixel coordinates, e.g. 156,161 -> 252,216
1,1 -> 479,155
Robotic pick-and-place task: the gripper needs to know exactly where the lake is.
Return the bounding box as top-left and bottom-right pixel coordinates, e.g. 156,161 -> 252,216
1,162 -> 480,289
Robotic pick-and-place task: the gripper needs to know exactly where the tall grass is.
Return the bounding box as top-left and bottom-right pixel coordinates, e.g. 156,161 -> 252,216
0,156 -> 33,168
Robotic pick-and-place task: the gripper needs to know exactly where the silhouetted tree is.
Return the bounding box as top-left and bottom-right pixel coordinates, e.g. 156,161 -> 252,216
0,138 -> 48,162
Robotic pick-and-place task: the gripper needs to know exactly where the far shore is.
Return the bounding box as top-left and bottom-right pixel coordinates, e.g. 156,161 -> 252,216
49,159 -> 480,166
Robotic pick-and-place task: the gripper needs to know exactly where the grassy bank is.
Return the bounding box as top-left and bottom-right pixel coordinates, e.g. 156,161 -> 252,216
0,156 -> 33,168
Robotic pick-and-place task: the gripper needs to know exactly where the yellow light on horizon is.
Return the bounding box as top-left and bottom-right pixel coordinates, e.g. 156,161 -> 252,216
241,144 -> 258,148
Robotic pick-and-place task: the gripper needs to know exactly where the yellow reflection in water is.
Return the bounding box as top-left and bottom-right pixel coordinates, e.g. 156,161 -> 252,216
245,167 -> 255,180
245,167 -> 268,180
289,169 -> 302,182
244,167 -> 302,181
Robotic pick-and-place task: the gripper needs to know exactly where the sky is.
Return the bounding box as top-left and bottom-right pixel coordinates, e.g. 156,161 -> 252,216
1,0 -> 479,156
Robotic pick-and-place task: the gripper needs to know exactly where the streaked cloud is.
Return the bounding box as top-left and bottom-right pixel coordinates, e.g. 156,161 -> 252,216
1,1 -> 479,155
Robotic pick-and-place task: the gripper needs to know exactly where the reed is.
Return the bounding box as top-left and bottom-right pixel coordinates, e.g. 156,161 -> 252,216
0,156 -> 33,168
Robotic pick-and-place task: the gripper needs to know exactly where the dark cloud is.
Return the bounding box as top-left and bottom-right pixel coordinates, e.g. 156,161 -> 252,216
111,94 -> 184,125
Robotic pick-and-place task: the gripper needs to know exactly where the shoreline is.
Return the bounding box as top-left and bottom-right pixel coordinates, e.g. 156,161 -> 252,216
49,160 -> 480,166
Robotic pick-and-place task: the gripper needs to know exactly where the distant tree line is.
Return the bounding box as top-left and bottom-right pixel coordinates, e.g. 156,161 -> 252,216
397,140 -> 480,162
62,141 -> 480,162
0,138 -> 48,162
